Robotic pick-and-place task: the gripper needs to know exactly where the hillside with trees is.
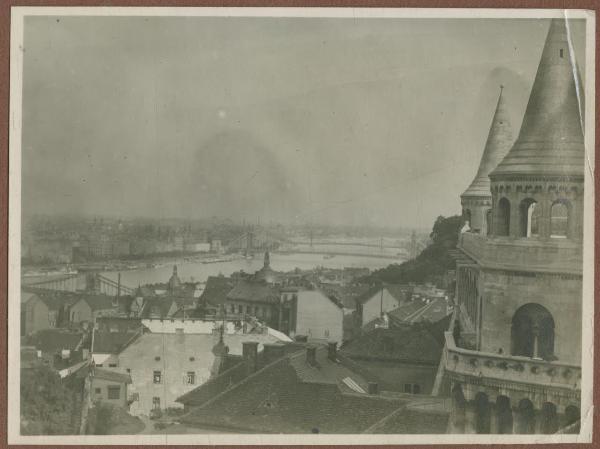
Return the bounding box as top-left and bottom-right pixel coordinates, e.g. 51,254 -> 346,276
366,215 -> 463,285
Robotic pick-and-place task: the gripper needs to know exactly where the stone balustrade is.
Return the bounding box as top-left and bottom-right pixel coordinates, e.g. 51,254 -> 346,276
458,232 -> 582,275
444,330 -> 581,410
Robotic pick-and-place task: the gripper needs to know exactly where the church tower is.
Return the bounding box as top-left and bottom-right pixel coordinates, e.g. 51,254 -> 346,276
441,19 -> 584,435
460,86 -> 513,234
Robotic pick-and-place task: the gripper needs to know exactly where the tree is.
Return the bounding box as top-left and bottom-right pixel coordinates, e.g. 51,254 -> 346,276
20,366 -> 81,435
365,215 -> 462,285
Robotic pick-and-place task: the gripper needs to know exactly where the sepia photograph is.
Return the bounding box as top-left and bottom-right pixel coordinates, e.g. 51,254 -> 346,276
7,6 -> 595,445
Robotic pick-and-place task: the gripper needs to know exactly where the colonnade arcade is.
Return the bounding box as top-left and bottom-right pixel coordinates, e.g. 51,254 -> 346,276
490,180 -> 583,240
449,382 -> 580,434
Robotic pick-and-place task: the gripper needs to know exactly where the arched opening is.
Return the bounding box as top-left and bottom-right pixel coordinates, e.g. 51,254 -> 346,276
550,200 -> 570,239
519,198 -> 540,237
496,198 -> 510,236
475,392 -> 491,434
565,405 -> 580,426
485,209 -> 492,236
540,402 -> 559,434
463,208 -> 472,228
515,399 -> 535,434
496,395 -> 513,434
511,303 -> 555,360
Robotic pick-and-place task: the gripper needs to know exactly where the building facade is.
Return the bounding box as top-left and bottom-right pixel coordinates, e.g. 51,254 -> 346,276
439,19 -> 584,435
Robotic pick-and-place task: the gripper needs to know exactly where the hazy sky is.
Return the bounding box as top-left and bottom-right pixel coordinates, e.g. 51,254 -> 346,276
21,15 -> 586,229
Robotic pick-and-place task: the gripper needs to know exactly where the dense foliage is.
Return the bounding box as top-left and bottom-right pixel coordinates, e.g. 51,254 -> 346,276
366,215 -> 463,285
20,366 -> 81,435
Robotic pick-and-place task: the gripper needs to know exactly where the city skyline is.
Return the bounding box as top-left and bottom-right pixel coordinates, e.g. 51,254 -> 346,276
22,16 -> 585,229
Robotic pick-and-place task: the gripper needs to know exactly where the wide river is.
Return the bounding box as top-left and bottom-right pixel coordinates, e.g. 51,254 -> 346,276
101,252 -> 400,288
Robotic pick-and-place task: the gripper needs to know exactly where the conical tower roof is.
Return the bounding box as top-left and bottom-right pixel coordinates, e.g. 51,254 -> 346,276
462,86 -> 513,198
490,19 -> 585,179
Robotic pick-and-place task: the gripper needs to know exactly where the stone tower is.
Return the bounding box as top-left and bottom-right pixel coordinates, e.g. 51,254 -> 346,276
489,18 -> 585,240
441,19 -> 584,435
460,86 -> 513,235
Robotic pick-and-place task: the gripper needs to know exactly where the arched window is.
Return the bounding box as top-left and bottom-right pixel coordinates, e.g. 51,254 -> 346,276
475,392 -> 491,434
550,200 -> 570,238
565,405 -> 580,426
511,303 -> 555,360
540,402 -> 559,434
519,198 -> 540,237
496,395 -> 513,434
463,208 -> 472,228
516,399 -> 536,434
496,198 -> 510,236
485,209 -> 492,236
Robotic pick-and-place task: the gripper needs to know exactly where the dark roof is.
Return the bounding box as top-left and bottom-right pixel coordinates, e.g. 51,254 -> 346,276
95,317 -> 142,333
93,367 -> 132,384
226,281 -> 280,304
79,295 -> 115,311
27,329 -> 84,353
318,284 -> 372,309
387,299 -> 429,324
37,295 -> 64,311
180,346 -> 407,434
340,325 -> 444,365
139,297 -> 176,319
200,276 -> 235,306
92,329 -> 142,354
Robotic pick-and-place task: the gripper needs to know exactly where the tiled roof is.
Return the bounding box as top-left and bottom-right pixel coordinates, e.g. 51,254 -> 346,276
226,281 -> 280,304
340,325 -> 443,365
320,284 -> 372,309
93,367 -> 132,384
79,295 -> 115,311
139,297 -> 176,318
180,346 -> 408,433
199,276 -> 235,306
289,345 -> 368,390
27,329 -> 84,353
92,329 -> 142,354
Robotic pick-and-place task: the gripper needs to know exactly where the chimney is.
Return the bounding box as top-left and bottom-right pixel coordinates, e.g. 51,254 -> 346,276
327,342 -> 337,361
306,346 -> 317,366
82,348 -> 89,360
263,343 -> 285,364
242,341 -> 259,374
368,382 -> 379,395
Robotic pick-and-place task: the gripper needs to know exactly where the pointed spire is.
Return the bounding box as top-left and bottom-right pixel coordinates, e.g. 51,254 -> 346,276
462,85 -> 513,198
491,18 -> 585,179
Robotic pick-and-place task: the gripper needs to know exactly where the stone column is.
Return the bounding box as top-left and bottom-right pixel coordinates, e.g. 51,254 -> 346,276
464,401 -> 478,434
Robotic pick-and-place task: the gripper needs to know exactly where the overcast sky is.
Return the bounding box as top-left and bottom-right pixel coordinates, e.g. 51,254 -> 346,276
21,16 -> 586,229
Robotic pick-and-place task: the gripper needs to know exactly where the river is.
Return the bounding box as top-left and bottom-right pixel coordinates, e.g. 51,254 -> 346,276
101,252 -> 400,288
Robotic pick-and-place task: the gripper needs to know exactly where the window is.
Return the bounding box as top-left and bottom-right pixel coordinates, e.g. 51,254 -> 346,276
126,368 -> 131,373
403,383 -> 421,394
189,356 -> 195,362
153,370 -> 162,384
186,371 -> 196,385
496,198 -> 510,236
152,397 -> 161,410
230,304 -> 235,314
108,363 -> 117,368
519,198 -> 539,237
96,364 -> 103,367
107,386 -> 120,400
560,48 -> 564,58
324,329 -> 330,337
95,388 -> 101,394
154,356 -> 161,361
550,201 -> 569,238
238,305 -> 243,314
